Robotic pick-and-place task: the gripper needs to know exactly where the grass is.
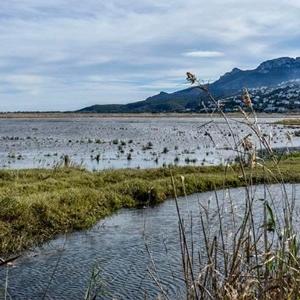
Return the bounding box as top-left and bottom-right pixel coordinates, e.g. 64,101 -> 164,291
275,118 -> 300,126
1,153 -> 300,259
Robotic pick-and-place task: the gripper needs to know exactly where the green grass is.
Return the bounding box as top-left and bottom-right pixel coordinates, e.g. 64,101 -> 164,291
275,118 -> 300,126
1,155 -> 300,258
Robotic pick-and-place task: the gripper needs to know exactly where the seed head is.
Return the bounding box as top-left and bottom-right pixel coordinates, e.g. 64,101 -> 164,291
186,72 -> 197,84
242,137 -> 253,151
242,88 -> 252,107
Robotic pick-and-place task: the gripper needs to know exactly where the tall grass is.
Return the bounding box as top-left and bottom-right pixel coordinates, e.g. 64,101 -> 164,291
165,74 -> 300,299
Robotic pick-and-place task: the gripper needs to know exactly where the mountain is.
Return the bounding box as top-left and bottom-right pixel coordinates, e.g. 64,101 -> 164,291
78,57 -> 300,113
78,89 -> 204,113
214,57 -> 300,93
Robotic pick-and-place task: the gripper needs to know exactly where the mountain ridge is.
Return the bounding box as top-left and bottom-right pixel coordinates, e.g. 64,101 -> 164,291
78,57 -> 300,113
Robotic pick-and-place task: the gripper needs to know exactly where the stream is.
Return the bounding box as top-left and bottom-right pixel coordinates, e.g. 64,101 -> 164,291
1,183 -> 300,299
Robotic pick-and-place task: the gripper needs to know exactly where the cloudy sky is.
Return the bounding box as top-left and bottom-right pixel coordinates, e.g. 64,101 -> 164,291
0,0 -> 299,111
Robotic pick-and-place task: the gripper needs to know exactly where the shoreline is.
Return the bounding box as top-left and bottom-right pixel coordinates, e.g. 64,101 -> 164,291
0,112 -> 300,120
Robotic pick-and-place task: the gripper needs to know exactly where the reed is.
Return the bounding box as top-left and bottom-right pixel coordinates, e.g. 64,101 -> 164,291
163,74 -> 300,299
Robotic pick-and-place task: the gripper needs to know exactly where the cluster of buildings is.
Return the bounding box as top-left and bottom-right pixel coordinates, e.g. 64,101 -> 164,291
221,81 -> 300,113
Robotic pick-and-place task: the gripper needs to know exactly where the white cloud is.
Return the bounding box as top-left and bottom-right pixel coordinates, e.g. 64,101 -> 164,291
182,51 -> 224,58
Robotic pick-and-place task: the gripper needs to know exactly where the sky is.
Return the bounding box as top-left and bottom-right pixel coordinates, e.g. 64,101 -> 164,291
0,0 -> 299,111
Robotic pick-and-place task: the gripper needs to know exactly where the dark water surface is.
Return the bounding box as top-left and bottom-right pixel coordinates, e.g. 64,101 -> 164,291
1,184 -> 299,299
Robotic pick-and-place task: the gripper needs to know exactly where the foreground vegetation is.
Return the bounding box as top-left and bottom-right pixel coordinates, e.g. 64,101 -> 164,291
0,152 -> 300,259
165,75 -> 300,300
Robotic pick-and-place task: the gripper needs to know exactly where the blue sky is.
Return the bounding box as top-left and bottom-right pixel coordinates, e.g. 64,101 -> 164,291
0,0 -> 299,111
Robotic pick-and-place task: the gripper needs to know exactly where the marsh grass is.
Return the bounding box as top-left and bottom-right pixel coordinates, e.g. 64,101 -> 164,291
1,155 -> 300,259
156,74 -> 300,299
171,175 -> 300,299
275,118 -> 300,126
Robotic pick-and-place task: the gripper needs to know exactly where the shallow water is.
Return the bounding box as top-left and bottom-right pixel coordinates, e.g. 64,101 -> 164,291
0,117 -> 299,170
1,184 -> 299,299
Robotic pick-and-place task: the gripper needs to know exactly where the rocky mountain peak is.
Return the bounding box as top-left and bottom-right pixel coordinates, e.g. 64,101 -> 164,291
256,57 -> 298,73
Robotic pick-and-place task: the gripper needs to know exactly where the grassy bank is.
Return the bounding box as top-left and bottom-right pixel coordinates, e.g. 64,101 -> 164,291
275,118 -> 300,126
1,154 -> 300,258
